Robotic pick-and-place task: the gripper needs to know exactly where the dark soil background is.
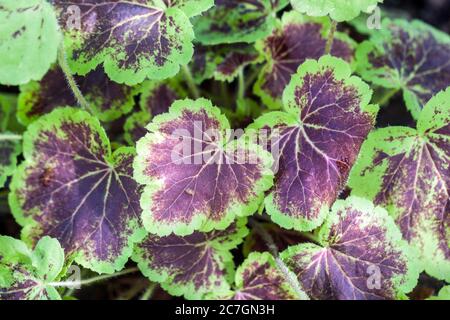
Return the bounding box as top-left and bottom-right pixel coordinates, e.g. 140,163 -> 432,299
0,0 -> 449,300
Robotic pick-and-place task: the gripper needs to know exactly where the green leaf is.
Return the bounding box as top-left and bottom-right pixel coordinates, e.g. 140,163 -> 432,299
0,94 -> 17,132
52,0 -> 212,85
171,0 -> 214,17
0,236 -> 64,300
0,133 -> 21,188
349,87 -> 450,282
428,286 -> 450,300
193,0 -> 289,45
281,196 -> 419,300
290,0 -> 383,22
356,19 -> 450,119
0,0 -> 60,85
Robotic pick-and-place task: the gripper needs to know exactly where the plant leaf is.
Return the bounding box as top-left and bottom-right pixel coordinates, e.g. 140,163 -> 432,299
250,55 -> 377,231
132,219 -> 248,299
18,66 -> 139,125
0,0 -> 60,85
290,0 -> 383,22
229,252 -> 302,300
254,11 -> 356,109
356,19 -> 450,119
0,133 -> 21,188
349,87 -> 450,282
193,0 -> 289,45
281,196 -> 420,300
190,44 -> 259,83
51,0 -> 211,85
428,286 -> 450,300
0,236 -> 64,300
9,108 -> 146,274
134,98 -> 274,236
124,81 -> 180,145
166,0 -> 214,17
0,94 -> 18,132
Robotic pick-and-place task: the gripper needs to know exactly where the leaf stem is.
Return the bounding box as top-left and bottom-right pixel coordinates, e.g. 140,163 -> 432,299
220,82 -> 231,109
0,133 -> 22,141
249,219 -> 309,300
57,43 -> 93,113
325,20 -> 338,55
181,64 -> 200,99
140,283 -> 157,300
237,69 -> 245,101
49,267 -> 139,288
244,66 -> 260,92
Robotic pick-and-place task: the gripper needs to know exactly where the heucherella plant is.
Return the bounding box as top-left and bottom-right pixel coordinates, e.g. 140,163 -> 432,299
349,88 -> 450,283
0,0 -> 448,302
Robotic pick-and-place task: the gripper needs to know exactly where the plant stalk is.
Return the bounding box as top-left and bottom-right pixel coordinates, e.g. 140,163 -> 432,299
49,267 -> 139,288
181,65 -> 200,99
57,43 -> 93,113
237,69 -> 245,101
249,219 -> 310,300
140,283 -> 157,300
0,133 -> 22,141
325,20 -> 338,55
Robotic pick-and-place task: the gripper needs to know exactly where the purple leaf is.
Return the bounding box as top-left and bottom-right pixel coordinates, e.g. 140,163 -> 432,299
132,219 -> 248,299
349,87 -> 450,282
9,108 -> 146,274
250,55 -> 377,231
18,66 -> 138,124
134,98 -> 274,236
357,19 -> 450,119
255,12 -> 355,109
281,197 -> 420,300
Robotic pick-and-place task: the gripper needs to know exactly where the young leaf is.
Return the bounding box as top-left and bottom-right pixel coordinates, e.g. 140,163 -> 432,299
9,108 -> 146,274
52,0 -> 213,85
0,133 -> 21,188
124,81 -> 180,144
0,236 -> 64,300
349,87 -> 450,282
356,19 -> 450,119
290,0 -> 383,22
190,44 -> 259,84
250,56 -> 377,231
132,219 -> 248,300
134,98 -> 274,236
193,0 -> 289,45
281,197 -> 419,300
18,66 -> 139,125
0,0 -> 60,85
254,11 -> 356,109
226,252 -> 303,300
